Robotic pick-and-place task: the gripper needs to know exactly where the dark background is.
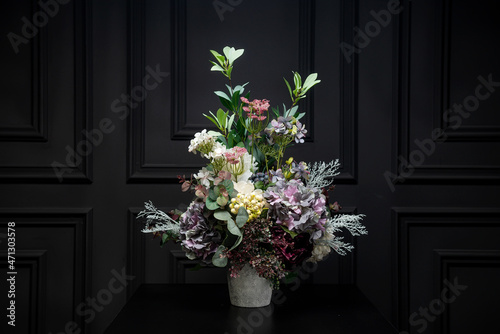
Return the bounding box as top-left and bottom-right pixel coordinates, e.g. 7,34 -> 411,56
1,0 -> 499,333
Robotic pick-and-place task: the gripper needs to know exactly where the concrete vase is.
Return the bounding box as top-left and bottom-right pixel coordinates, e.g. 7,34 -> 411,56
227,264 -> 272,308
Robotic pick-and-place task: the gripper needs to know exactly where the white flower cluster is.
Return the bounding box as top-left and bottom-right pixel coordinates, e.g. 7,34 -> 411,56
309,230 -> 334,262
188,130 -> 226,159
194,167 -> 214,187
189,129 -> 256,183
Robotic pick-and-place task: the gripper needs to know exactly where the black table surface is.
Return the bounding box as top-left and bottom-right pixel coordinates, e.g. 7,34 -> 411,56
104,284 -> 398,334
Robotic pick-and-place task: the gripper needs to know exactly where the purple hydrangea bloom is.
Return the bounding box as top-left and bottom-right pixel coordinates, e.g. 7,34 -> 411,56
264,179 -> 327,239
291,161 -> 309,180
294,120 -> 307,143
180,200 -> 221,262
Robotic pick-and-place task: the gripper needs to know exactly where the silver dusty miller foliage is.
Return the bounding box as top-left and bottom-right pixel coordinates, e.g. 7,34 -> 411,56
306,159 -> 341,189
137,201 -> 180,236
324,214 -> 368,256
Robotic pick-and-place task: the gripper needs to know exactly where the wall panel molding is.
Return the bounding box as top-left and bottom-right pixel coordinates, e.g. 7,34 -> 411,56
0,0 -> 48,142
127,0 -> 358,183
0,250 -> 47,334
127,208 -> 146,299
392,207 -> 500,330
0,208 -> 92,332
433,249 -> 500,334
0,0 -> 92,183
392,0 -> 500,184
337,0 -> 358,183
433,0 -> 500,141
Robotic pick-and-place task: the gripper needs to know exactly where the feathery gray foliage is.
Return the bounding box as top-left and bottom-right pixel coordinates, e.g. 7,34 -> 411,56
138,201 -> 180,236
307,159 -> 340,189
325,214 -> 367,256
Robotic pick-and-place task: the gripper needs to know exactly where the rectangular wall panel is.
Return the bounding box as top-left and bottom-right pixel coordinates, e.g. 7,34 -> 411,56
127,0 -> 358,183
0,209 -> 92,334
391,0 -> 500,184
392,207 -> 500,332
0,0 -> 92,183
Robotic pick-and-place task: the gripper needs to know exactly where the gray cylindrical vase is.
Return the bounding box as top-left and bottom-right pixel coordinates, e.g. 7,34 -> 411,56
227,264 -> 272,308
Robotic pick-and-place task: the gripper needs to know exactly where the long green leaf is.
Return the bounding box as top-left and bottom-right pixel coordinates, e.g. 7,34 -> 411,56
228,235 -> 243,251
283,77 -> 293,101
219,97 -> 233,111
302,73 -> 318,89
214,91 -> 231,101
203,113 -> 218,127
227,114 -> 235,132
216,109 -> 226,129
296,112 -> 306,120
210,64 -> 224,72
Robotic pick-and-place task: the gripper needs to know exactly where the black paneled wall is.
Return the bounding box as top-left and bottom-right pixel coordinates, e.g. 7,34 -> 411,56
0,0 -> 499,333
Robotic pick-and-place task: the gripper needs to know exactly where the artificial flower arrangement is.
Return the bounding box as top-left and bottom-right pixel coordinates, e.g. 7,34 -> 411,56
138,46 -> 367,288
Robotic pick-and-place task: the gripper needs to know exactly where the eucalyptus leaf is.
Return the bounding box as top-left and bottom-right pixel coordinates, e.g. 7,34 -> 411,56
227,218 -> 242,236
206,197 -> 219,210
214,210 -> 232,221
212,245 -> 228,267
216,196 -> 228,207
209,188 -> 217,200
220,179 -> 234,196
235,207 -> 249,228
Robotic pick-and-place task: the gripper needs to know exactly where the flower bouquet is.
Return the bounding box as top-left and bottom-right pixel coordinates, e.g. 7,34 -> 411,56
138,46 -> 367,306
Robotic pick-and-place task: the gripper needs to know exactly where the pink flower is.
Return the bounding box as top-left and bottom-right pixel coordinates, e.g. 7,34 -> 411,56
224,146 -> 247,165
241,98 -> 270,122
